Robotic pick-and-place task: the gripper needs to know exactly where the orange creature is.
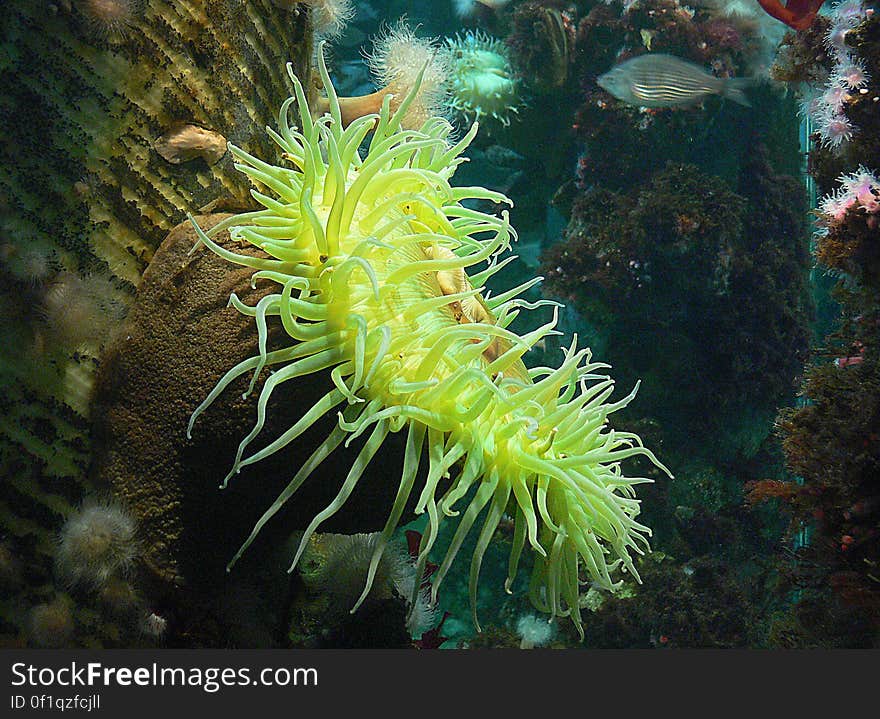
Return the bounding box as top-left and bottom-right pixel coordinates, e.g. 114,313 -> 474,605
757,0 -> 827,30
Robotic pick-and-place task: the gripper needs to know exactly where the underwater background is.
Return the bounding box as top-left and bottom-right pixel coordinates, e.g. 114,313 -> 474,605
0,0 -> 878,649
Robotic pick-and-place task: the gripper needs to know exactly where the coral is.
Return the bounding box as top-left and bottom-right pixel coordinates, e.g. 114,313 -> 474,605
0,0 -> 313,646
542,156 -> 811,456
445,30 -> 522,128
186,52 -> 669,638
578,554 -> 758,647
55,500 -> 138,588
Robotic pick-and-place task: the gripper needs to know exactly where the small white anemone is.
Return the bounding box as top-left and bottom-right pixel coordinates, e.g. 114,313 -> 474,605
821,82 -> 851,113
516,614 -> 555,649
56,501 -> 138,589
837,165 -> 880,212
818,110 -> 855,149
833,55 -> 870,90
298,0 -> 355,40
366,19 -> 451,128
831,0 -> 867,29
444,30 -> 522,128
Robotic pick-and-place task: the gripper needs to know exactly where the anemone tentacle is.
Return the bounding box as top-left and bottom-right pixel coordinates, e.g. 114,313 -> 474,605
188,45 -> 671,637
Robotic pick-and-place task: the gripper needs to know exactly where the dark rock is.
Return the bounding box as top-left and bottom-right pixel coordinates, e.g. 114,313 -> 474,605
90,214 -> 413,609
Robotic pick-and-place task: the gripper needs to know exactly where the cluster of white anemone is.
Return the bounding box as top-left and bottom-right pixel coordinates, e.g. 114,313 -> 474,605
304,8 -> 523,132
357,21 -> 522,131
806,0 -> 872,150
818,165 -> 880,225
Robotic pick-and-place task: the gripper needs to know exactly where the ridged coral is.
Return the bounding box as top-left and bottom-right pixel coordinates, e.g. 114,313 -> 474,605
187,49 -> 669,636
0,0 -> 313,647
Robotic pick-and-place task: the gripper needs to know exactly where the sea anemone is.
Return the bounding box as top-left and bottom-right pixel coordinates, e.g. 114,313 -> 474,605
39,271 -> 127,352
833,56 -> 870,90
818,110 -> 855,149
320,20 -> 449,130
98,577 -> 141,615
825,23 -> 851,57
516,613 -> 555,649
821,83 -> 851,113
830,0 -> 867,28
298,0 -> 355,40
834,165 -> 880,213
798,89 -> 824,121
187,48 -> 669,637
76,0 -> 144,39
444,30 -> 522,128
140,611 -> 168,639
819,188 -> 857,222
816,167 -> 880,227
0,242 -> 54,286
56,500 -> 138,589
297,532 -> 437,638
28,596 -> 75,648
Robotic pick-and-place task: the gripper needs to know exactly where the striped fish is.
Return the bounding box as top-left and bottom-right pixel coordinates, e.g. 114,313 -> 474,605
597,53 -> 752,108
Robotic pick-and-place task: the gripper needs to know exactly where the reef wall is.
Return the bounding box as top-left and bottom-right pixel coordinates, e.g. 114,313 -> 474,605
0,0 -> 312,647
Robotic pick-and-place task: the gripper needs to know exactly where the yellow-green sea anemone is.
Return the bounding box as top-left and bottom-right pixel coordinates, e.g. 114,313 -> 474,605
187,48 -> 670,637
444,30 -> 521,128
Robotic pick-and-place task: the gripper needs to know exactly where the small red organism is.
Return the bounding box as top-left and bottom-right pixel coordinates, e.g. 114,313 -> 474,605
756,0 -> 828,31
414,611 -> 450,650
744,479 -> 800,507
405,530 -> 438,584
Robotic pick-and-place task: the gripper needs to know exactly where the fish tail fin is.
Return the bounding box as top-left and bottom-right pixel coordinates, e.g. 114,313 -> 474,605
722,77 -> 753,107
